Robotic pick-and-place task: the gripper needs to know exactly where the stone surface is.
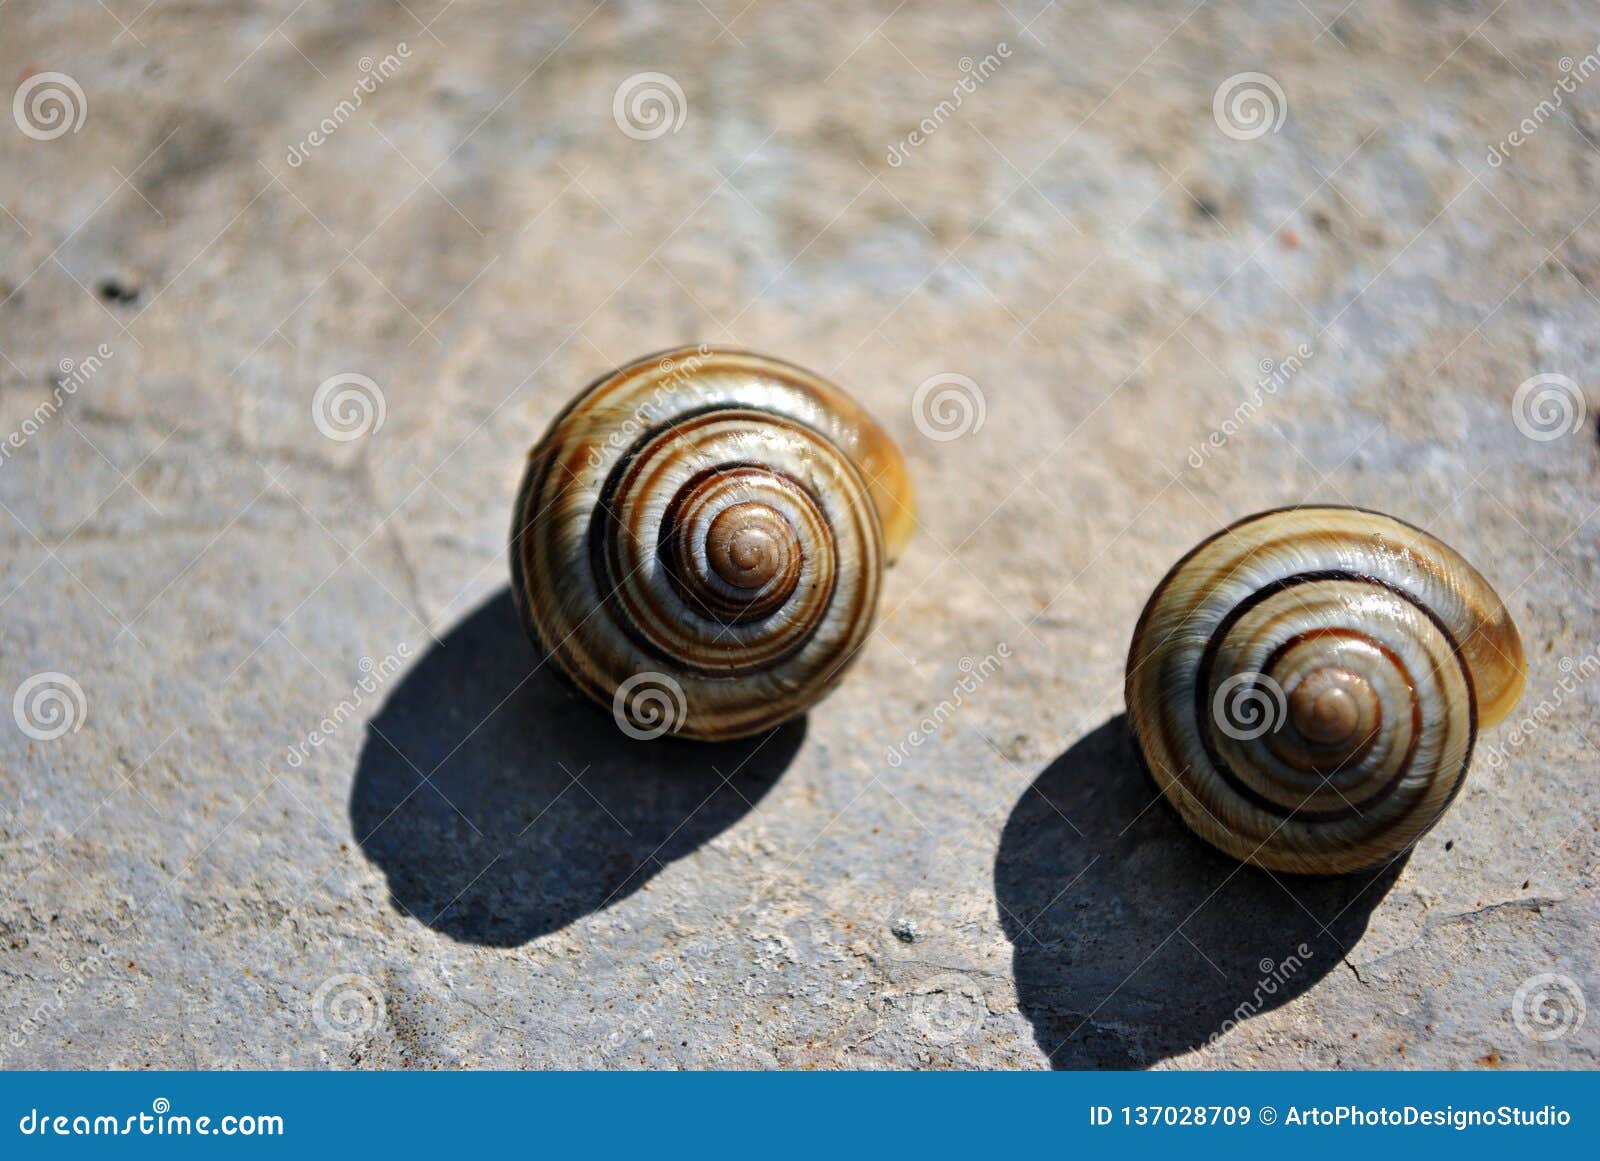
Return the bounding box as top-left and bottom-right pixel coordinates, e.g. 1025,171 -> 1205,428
1,0 -> 1597,1069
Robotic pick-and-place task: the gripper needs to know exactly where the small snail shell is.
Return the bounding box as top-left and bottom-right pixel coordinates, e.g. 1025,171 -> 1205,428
511,346 -> 914,741
1126,507 -> 1526,875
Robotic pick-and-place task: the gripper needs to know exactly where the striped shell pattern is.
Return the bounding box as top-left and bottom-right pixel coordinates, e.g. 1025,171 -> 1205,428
511,347 -> 914,742
1126,507 -> 1526,874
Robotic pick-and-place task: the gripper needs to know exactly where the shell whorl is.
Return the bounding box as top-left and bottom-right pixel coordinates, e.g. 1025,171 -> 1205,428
1125,507 -> 1526,875
511,347 -> 914,741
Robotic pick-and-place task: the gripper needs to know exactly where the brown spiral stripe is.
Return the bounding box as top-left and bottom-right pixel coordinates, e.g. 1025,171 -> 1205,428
1125,507 -> 1526,874
661,470 -> 815,625
510,348 -> 914,741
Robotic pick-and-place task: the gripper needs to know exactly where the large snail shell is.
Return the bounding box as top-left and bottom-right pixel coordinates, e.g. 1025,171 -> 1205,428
511,347 -> 914,741
1126,507 -> 1526,875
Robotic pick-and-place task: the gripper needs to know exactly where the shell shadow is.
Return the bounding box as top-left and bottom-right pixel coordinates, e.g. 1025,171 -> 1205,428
995,716 -> 1404,1068
349,588 -> 802,947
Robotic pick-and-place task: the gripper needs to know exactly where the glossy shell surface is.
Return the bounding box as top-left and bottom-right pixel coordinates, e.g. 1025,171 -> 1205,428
1126,507 -> 1526,874
512,347 -> 914,741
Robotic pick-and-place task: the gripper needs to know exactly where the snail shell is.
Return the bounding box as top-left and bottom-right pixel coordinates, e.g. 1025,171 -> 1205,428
511,346 -> 914,741
1126,507 -> 1526,875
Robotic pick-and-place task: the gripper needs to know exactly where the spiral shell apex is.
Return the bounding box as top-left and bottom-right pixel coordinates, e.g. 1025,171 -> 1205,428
511,347 -> 914,741
1126,507 -> 1526,875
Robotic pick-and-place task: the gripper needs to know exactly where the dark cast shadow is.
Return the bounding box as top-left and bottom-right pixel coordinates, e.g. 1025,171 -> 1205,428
995,716 -> 1404,1068
349,588 -> 803,947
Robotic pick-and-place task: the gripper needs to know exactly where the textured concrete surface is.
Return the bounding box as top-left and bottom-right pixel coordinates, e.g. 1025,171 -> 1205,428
1,1 -> 1597,1069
